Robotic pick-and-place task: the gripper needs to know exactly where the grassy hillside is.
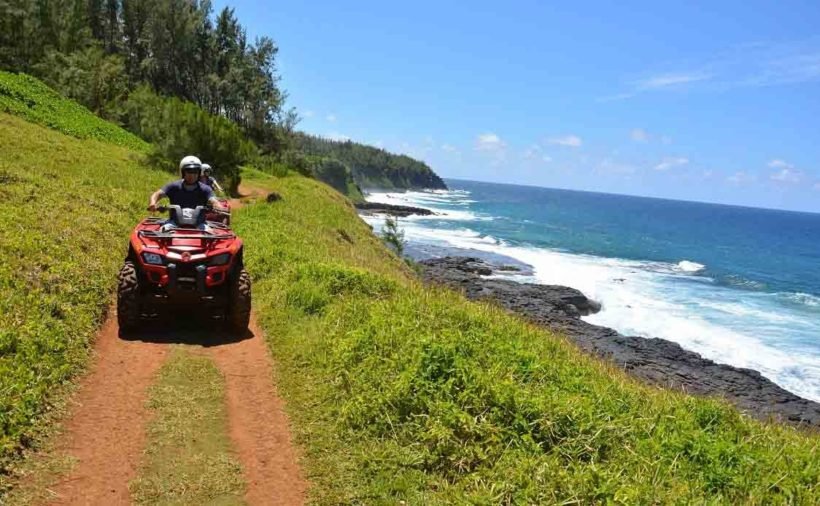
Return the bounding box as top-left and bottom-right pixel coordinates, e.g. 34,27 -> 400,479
0,113 -> 167,480
0,72 -> 147,151
0,75 -> 817,503
236,170 -> 819,504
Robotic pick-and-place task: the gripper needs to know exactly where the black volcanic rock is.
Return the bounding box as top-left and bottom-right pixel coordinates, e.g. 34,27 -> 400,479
355,202 -> 435,218
419,256 -> 820,428
420,257 -> 601,317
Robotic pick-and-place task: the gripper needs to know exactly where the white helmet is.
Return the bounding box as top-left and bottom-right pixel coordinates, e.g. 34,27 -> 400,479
201,163 -> 212,176
179,155 -> 202,177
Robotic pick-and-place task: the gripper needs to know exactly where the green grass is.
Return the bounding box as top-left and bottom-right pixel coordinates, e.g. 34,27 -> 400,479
0,114 -> 168,488
236,170 -> 819,504
130,348 -> 245,505
0,76 -> 817,504
0,72 -> 147,151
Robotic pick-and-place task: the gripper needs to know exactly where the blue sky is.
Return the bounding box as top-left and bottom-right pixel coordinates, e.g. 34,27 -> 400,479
214,0 -> 820,212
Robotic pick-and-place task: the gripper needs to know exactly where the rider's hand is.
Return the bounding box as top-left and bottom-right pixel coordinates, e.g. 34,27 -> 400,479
148,203 -> 157,212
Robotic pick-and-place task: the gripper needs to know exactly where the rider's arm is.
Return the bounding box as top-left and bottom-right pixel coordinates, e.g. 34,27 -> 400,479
213,180 -> 225,194
148,189 -> 166,211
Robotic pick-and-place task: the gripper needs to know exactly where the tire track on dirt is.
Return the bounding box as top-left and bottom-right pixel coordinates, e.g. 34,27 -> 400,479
208,315 -> 308,505
34,184 -> 306,504
45,309 -> 169,505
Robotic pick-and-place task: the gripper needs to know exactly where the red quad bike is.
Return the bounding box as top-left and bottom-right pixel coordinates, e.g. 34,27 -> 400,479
117,204 -> 251,332
206,197 -> 231,225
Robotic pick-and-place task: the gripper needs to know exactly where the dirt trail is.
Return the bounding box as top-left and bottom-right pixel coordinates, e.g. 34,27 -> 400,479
30,183 -> 306,504
229,183 -> 268,210
38,311 -> 306,505
44,310 -> 169,505
208,316 -> 308,505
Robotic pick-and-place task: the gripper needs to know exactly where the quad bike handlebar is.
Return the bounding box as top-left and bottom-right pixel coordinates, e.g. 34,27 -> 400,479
147,203 -> 229,214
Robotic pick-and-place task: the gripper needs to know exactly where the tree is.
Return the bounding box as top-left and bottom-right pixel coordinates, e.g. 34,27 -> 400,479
381,216 -> 406,257
34,46 -> 128,120
122,87 -> 256,194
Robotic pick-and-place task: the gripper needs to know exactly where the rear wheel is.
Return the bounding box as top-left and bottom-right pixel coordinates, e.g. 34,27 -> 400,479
117,261 -> 140,331
228,268 -> 251,331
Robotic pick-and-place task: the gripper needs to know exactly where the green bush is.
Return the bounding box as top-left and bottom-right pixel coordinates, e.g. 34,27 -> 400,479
252,154 -> 291,178
381,216 -> 406,257
121,86 -> 257,194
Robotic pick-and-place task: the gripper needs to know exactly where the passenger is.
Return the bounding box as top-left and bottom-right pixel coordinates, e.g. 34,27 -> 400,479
148,156 -> 225,216
199,163 -> 225,194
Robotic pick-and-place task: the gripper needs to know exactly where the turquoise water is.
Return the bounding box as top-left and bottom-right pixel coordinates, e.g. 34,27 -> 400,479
363,179 -> 820,402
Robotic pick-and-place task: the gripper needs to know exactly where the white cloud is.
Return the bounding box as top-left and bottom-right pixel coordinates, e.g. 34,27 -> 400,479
768,159 -> 802,183
770,168 -> 801,183
521,145 -> 552,163
326,114 -> 337,123
441,143 -> 457,152
726,171 -> 755,185
660,135 -> 673,145
654,157 -> 689,171
303,110 -> 315,118
598,158 -> 637,175
702,170 -> 714,179
768,159 -> 793,169
475,133 -> 506,151
638,72 -> 712,90
606,41 -> 820,101
522,144 -> 541,159
548,135 -> 582,148
630,128 -> 649,142
814,182 -> 820,191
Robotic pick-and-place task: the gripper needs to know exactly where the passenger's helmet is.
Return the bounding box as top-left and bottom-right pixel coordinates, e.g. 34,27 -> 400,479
201,163 -> 212,177
179,155 -> 202,177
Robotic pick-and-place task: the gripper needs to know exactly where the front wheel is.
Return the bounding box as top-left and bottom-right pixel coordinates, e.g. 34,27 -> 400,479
228,269 -> 251,331
117,261 -> 140,331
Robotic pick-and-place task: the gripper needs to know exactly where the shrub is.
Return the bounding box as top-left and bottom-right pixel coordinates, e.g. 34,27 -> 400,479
121,86 -> 256,194
381,216 -> 406,257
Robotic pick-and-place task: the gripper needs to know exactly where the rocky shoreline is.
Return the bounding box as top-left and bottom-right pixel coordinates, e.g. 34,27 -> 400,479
419,256 -> 820,427
355,201 -> 435,217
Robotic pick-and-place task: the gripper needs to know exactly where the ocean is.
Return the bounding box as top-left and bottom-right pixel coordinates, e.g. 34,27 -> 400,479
362,178 -> 820,403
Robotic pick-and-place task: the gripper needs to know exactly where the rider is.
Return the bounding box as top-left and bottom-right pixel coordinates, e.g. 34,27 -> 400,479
148,156 -> 225,212
199,163 -> 225,194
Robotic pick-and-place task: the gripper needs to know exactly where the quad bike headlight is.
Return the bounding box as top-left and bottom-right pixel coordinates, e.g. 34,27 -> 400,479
142,252 -> 165,265
209,253 -> 231,266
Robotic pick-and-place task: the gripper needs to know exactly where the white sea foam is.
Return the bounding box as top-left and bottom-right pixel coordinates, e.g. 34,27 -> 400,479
366,213 -> 820,402
365,190 -> 490,222
676,260 -> 706,273
781,292 -> 820,308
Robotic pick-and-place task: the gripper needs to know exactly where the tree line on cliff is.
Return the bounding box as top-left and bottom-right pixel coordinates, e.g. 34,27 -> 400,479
0,0 -> 444,194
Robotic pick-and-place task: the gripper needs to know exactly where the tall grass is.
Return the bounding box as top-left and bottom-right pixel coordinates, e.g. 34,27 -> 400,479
0,72 -> 147,151
0,114 -> 168,481
236,170 -> 819,504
